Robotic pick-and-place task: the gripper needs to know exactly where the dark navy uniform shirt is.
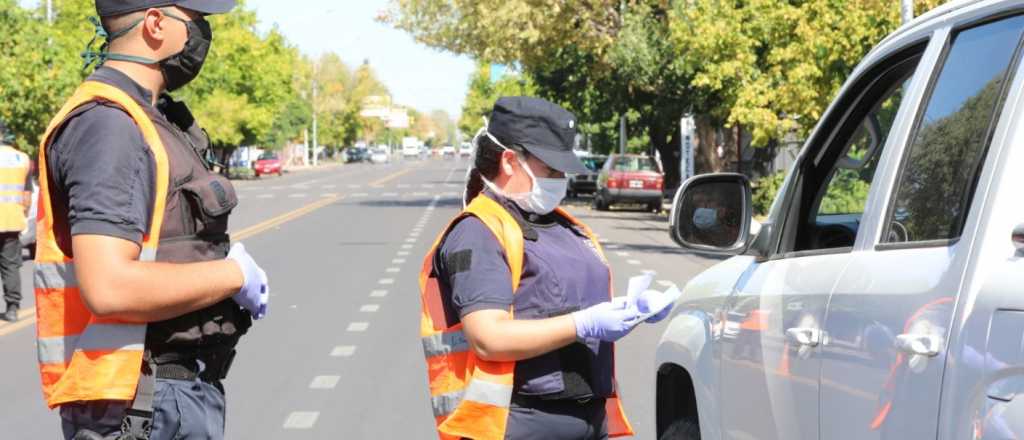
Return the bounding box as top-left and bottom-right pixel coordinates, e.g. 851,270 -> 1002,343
46,67 -> 160,248
435,190 -> 614,399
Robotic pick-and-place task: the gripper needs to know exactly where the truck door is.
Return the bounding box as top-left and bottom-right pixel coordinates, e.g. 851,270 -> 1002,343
819,15 -> 1024,440
719,42 -> 926,440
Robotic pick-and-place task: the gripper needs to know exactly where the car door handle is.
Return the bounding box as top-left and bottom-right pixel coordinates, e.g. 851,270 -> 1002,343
786,327 -> 821,347
895,334 -> 942,357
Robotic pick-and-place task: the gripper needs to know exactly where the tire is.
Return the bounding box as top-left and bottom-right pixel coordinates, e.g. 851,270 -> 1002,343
649,201 -> 663,213
593,192 -> 610,211
660,419 -> 700,440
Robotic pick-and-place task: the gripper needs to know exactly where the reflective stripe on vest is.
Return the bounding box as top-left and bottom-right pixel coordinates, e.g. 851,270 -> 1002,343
419,194 -> 634,439
0,146 -> 29,232
34,81 -> 170,408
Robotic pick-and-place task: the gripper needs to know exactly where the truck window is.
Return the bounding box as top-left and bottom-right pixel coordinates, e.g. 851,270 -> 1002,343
788,51 -> 923,253
884,15 -> 1024,245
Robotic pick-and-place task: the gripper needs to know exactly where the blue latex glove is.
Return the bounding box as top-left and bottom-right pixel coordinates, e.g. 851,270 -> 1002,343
635,286 -> 680,323
227,243 -> 269,320
571,297 -> 642,342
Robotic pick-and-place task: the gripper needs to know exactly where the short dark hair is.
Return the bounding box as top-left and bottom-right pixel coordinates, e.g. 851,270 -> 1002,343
100,10 -> 145,37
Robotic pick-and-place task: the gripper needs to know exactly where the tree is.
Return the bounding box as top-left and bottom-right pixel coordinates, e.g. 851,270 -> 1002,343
457,62 -> 536,137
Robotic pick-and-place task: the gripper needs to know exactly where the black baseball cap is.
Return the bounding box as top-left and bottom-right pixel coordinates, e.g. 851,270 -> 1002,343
96,0 -> 236,17
488,97 -> 588,175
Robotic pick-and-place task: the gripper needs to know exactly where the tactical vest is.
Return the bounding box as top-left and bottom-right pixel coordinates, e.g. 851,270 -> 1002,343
35,81 -> 248,408
419,194 -> 634,439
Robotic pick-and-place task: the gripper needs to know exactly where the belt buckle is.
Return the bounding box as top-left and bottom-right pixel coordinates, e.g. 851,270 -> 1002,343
575,397 -> 592,404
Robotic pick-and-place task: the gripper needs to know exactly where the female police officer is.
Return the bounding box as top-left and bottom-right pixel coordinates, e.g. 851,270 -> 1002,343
418,97 -> 672,440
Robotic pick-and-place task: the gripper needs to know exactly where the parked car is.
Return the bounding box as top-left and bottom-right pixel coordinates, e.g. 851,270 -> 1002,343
459,143 -> 473,158
253,152 -> 283,177
370,147 -> 390,164
656,3 -> 1024,439
441,145 -> 456,158
568,155 -> 607,198
593,154 -> 663,211
346,147 -> 370,163
403,144 -> 422,159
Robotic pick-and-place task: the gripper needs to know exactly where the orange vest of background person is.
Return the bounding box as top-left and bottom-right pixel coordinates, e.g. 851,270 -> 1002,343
34,81 -> 170,408
0,144 -> 30,232
419,194 -> 634,440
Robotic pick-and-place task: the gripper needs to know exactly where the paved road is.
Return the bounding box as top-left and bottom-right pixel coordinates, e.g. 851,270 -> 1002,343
0,159 -> 716,439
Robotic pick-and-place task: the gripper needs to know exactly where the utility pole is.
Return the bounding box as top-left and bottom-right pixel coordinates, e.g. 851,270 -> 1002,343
311,62 -> 319,167
619,115 -> 626,155
901,0 -> 914,24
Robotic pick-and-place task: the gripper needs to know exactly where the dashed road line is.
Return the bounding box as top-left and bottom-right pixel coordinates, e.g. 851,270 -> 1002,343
379,278 -> 395,285
386,267 -> 401,273
283,412 -> 319,429
347,322 -> 370,332
627,259 -> 642,265
397,251 -> 410,257
289,193 -> 308,198
330,346 -> 357,357
401,244 -> 413,249
370,290 -> 389,298
392,258 -> 406,264
309,376 -> 341,389
616,251 -> 631,257
360,304 -> 380,313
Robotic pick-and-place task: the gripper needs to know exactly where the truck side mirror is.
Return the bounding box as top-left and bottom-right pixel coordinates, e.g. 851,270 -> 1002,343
669,173 -> 753,256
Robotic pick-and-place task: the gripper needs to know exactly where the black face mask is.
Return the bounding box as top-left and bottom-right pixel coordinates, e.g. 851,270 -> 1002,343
84,11 -> 213,92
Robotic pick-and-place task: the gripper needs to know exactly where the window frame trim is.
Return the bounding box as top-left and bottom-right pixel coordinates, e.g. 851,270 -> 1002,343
878,13 -> 1024,250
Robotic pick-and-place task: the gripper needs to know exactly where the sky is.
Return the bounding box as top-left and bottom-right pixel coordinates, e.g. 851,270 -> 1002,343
21,0 -> 475,117
245,0 -> 475,118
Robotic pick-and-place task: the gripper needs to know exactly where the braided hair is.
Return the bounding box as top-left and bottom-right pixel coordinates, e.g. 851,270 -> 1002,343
463,131 -> 525,206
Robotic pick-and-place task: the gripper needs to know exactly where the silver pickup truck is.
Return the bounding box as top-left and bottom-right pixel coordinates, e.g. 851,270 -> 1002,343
657,1 -> 1024,439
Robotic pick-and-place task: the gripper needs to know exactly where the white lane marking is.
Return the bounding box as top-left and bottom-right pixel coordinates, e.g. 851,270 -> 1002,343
392,258 -> 406,264
604,244 -> 621,250
370,290 -> 389,298
386,267 -> 401,273
322,184 -> 336,189
257,194 -> 274,199
270,186 -> 285,190
616,251 -> 631,257
283,412 -> 319,429
348,184 -> 362,189
401,244 -> 413,249
412,192 -> 430,197
379,278 -> 395,285
446,183 -> 460,188
352,193 -> 369,197
383,192 -> 399,197
310,376 -> 341,389
347,322 -> 370,332
627,259 -> 642,265
397,251 -> 410,256
322,193 -> 338,198
405,238 -> 417,243
330,345 -> 357,357
422,184 -> 436,189
657,280 -> 676,288
360,304 -> 380,313
289,193 -> 308,198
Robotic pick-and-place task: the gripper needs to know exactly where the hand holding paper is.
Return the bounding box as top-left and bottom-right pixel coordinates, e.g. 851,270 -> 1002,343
635,286 -> 681,323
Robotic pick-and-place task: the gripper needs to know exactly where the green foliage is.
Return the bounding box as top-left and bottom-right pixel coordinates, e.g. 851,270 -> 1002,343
458,62 -> 537,136
752,171 -> 786,217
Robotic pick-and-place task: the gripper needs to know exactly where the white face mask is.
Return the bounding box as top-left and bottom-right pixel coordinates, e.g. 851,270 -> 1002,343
481,131 -> 568,215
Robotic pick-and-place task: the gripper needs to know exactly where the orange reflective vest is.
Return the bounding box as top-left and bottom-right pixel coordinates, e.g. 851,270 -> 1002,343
0,145 -> 30,232
419,194 -> 634,439
34,81 -> 170,408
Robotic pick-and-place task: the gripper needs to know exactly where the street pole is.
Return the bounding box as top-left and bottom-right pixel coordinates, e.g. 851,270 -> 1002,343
619,115 -> 626,155
303,128 -> 310,167
311,64 -> 319,167
901,0 -> 914,24
46,0 -> 53,24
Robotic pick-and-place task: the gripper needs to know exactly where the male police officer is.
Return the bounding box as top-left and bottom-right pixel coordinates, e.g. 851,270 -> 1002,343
0,120 -> 30,323
35,1 -> 268,439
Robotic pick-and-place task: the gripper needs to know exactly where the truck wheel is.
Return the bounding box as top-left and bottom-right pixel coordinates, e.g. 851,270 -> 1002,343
659,419 -> 700,440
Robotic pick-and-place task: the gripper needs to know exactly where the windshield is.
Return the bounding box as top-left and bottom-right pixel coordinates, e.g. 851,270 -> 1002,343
581,157 -> 606,172
613,156 -> 659,172
258,152 -> 278,160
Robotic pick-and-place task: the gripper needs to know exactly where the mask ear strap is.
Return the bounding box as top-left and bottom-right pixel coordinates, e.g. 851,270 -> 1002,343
81,16 -> 152,71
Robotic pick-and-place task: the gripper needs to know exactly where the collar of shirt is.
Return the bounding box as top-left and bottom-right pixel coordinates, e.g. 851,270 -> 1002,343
87,66 -> 155,108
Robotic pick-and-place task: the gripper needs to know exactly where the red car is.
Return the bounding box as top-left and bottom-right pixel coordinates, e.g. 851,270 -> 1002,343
593,154 -> 664,212
253,152 -> 283,177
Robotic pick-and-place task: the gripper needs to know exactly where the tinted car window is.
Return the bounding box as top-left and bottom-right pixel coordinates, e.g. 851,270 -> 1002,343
884,15 -> 1024,244
581,157 -> 606,172
613,156 -> 658,172
258,152 -> 278,160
